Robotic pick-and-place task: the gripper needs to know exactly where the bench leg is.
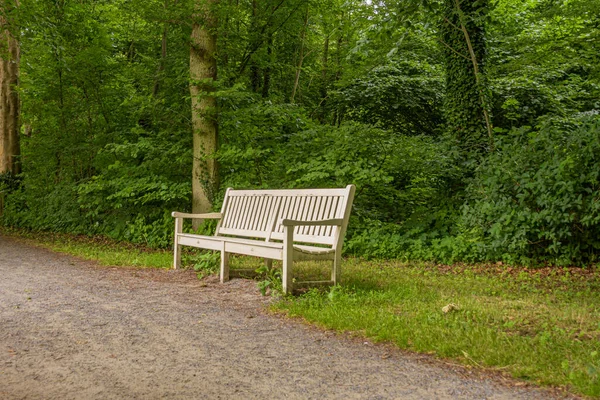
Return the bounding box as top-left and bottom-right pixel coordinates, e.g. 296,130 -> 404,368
173,217 -> 183,269
282,227 -> 294,294
264,259 -> 273,270
220,250 -> 230,283
282,257 -> 292,295
173,243 -> 182,270
332,251 -> 341,285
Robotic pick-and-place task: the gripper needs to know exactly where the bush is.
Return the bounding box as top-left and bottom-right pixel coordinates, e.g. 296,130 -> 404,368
463,115 -> 600,265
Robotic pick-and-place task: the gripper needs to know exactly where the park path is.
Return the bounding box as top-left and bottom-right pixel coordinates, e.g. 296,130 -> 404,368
0,235 -> 572,400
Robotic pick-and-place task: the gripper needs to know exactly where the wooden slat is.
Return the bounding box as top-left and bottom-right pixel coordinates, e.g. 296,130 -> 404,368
238,196 -> 251,230
322,196 -> 334,237
261,196 -> 274,232
270,231 -> 335,246
293,196 -> 306,234
308,196 -> 323,236
323,196 -> 335,237
178,235 -> 224,251
254,195 -> 268,231
293,196 -> 304,235
245,196 -> 259,230
250,196 -> 265,231
315,196 -> 328,236
265,196 -> 282,242
291,196 -> 303,235
336,195 -> 346,218
299,196 -> 312,235
242,196 -> 256,230
239,196 -> 251,230
228,188 -> 349,197
171,212 -> 222,219
276,196 -> 290,233
217,228 -> 269,239
225,241 -> 283,260
228,196 -> 243,229
301,196 -> 313,235
252,196 -> 265,230
223,196 -> 236,228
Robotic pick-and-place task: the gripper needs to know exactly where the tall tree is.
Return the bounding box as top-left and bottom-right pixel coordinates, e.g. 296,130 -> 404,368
0,0 -> 20,177
440,0 -> 492,161
190,0 -> 218,224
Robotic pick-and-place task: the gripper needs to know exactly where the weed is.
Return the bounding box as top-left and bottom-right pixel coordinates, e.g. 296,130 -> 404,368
192,251 -> 220,279
255,264 -> 282,296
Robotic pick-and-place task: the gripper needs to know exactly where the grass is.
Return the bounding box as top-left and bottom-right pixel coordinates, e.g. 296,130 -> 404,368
0,227 -> 174,269
275,258 -> 600,397
2,227 -> 599,397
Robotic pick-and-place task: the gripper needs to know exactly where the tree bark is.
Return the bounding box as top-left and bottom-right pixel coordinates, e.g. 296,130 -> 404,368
190,0 -> 218,228
452,0 -> 493,151
261,32 -> 272,98
250,0 -> 261,93
0,0 -> 20,177
290,5 -> 309,104
316,28 -> 329,122
152,0 -> 169,97
440,0 -> 490,159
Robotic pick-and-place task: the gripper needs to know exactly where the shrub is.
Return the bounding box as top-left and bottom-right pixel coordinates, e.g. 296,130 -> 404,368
463,115 -> 600,265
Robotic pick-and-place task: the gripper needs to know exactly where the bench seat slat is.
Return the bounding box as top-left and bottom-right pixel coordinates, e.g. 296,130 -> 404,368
177,234 -> 335,258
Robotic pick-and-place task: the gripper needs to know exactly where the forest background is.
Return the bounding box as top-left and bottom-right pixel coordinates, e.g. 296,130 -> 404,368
0,0 -> 599,267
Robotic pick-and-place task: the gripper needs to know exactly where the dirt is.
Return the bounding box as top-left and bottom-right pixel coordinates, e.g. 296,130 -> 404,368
0,235 -> 576,399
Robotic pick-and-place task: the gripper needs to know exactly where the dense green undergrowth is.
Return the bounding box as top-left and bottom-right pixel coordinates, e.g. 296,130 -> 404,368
4,114 -> 600,267
3,228 -> 598,397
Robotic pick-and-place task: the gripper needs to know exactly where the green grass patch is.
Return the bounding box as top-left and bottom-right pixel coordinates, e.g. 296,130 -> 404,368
274,259 -> 600,397
0,227 -> 174,269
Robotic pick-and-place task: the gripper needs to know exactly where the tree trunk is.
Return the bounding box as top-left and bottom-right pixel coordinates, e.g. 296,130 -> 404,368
0,0 -> 20,177
152,0 -> 169,97
190,0 -> 218,228
250,0 -> 261,93
290,5 -> 309,104
440,0 -> 491,160
261,32 -> 272,98
316,29 -> 329,122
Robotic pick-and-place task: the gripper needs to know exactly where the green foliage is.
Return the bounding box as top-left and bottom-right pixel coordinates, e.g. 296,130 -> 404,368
192,251 -> 220,279
463,115 -> 600,265
255,264 -> 282,296
218,98 -> 313,189
2,0 -> 192,247
0,172 -> 22,193
2,0 -> 600,268
287,123 -> 459,224
332,59 -> 444,135
440,0 -> 491,160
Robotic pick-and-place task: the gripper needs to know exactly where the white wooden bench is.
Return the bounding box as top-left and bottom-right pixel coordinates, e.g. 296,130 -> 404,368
172,185 -> 355,294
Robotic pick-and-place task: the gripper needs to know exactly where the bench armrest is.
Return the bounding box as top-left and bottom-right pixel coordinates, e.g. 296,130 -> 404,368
171,212 -> 222,219
280,218 -> 343,227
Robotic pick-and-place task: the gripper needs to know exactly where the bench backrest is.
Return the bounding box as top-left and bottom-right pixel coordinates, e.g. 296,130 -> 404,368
216,185 -> 355,248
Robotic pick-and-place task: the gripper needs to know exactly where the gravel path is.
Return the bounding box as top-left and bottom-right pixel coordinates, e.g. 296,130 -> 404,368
0,235 -> 573,399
